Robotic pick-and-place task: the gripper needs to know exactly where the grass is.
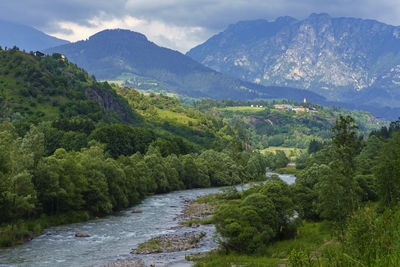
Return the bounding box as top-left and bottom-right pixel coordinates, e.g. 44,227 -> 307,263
275,165 -> 301,175
156,109 -> 197,125
188,192 -> 336,266
259,146 -> 305,156
136,239 -> 162,252
0,211 -> 91,248
266,221 -> 333,258
218,106 -> 265,114
190,220 -> 335,267
260,146 -> 305,162
190,252 -> 282,267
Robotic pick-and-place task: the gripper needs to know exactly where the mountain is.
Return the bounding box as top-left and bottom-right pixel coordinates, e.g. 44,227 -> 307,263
0,19 -> 69,52
187,14 -> 400,114
44,29 -> 325,103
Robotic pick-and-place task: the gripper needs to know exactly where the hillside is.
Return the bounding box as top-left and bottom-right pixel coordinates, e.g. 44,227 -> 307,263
0,19 -> 69,52
0,47 -> 272,248
44,29 -> 325,103
0,47 -> 139,125
0,47 -> 241,154
187,14 -> 400,119
194,99 -> 386,150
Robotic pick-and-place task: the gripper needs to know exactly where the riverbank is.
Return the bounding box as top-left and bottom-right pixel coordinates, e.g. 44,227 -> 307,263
0,172 -> 298,266
0,210 -> 92,247
181,175 -> 338,267
0,186 -> 224,266
179,187 -> 335,267
189,220 -> 335,266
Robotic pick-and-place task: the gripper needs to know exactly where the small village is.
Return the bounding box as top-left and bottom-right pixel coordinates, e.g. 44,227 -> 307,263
250,98 -> 318,113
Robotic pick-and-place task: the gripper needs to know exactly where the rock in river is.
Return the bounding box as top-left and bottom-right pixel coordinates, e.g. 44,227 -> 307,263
132,209 -> 142,213
75,232 -> 90,237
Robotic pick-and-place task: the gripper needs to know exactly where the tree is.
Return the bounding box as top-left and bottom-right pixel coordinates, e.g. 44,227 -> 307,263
375,131 -> 400,207
329,115 -> 362,217
0,124 -> 37,226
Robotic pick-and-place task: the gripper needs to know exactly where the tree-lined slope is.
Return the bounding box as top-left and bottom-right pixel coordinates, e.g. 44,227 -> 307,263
45,29 -> 325,103
0,47 -> 140,125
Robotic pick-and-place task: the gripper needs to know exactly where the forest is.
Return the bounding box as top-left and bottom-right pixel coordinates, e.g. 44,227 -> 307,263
193,115 -> 400,266
0,48 -> 284,246
1,48 -> 399,266
194,98 -> 385,150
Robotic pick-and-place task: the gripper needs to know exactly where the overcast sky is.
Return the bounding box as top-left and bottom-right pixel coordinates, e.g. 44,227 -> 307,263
1,0 -> 400,53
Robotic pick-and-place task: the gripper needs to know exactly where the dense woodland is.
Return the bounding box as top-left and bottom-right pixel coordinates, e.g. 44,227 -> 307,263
194,99 -> 384,149
0,48 -> 284,246
1,47 -> 400,266
200,115 -> 400,266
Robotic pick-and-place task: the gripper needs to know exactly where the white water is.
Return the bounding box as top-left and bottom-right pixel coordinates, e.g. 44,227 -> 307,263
0,173 -> 295,267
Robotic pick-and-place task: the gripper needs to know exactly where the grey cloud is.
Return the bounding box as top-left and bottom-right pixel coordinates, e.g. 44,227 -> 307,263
3,0 -> 400,31
122,0 -> 400,29
0,0 -> 126,30
1,0 -> 400,50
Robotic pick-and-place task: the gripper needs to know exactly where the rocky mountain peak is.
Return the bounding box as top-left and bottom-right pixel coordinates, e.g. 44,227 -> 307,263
187,14 -> 400,108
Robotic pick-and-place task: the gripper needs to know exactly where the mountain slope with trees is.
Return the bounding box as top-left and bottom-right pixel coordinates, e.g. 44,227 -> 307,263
44,29 -> 326,103
0,48 -> 283,247
194,99 -> 386,150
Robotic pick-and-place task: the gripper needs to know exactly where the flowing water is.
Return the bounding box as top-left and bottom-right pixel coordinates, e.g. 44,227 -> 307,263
0,173 -> 295,267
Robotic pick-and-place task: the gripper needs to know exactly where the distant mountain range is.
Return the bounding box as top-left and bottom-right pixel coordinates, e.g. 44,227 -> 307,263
45,29 -> 324,103
187,13 -> 400,116
3,16 -> 400,120
0,19 -> 69,52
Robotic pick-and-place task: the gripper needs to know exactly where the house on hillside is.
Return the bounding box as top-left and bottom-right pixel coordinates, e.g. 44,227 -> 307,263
274,104 -> 293,110
294,107 -> 309,113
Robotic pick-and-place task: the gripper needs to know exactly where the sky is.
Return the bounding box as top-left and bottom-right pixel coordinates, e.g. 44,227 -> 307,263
1,0 -> 400,53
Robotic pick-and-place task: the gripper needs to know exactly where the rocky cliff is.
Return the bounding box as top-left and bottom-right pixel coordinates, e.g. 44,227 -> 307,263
187,13 -> 400,107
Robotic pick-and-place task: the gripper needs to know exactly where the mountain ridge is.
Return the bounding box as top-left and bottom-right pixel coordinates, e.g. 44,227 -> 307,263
44,29 -> 326,103
187,13 -> 400,110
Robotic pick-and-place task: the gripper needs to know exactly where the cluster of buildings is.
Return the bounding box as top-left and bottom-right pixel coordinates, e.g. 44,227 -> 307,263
272,98 -> 318,113
250,104 -> 264,108
273,103 -> 317,113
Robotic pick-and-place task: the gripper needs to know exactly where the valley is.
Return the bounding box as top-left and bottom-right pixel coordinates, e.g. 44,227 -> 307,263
1,10 -> 400,267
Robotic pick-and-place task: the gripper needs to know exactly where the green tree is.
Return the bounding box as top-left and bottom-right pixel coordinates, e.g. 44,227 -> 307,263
329,115 -> 362,217
375,131 -> 400,207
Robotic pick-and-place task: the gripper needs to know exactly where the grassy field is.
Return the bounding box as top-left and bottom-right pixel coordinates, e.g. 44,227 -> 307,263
218,106 -> 265,113
259,146 -> 305,159
275,165 -> 301,175
191,221 -> 335,267
155,109 -> 198,125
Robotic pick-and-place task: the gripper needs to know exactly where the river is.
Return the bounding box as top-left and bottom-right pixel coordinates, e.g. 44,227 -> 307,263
0,173 -> 295,267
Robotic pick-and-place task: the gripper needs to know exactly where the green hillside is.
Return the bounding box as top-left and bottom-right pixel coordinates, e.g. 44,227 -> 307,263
0,48 -> 235,154
0,47 -> 140,125
0,48 -> 276,247
45,29 -> 326,103
194,99 -> 387,150
113,86 -> 249,149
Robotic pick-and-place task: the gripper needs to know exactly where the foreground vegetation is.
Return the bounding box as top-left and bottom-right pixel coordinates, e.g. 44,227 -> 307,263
190,115 -> 400,266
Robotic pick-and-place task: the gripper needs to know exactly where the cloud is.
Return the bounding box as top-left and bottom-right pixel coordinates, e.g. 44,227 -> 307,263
50,14 -> 211,52
0,0 -> 400,52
